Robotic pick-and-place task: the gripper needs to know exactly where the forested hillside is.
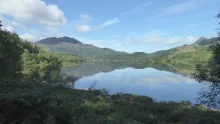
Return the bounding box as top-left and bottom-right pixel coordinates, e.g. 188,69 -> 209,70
146,37 -> 220,75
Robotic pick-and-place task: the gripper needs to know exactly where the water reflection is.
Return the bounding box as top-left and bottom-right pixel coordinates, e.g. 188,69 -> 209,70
63,64 -> 205,103
197,83 -> 220,109
62,63 -> 129,77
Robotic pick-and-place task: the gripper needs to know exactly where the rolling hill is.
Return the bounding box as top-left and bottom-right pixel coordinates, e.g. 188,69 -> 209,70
36,37 -> 143,61
149,37 -> 220,60
146,37 -> 220,75
36,36 -> 82,45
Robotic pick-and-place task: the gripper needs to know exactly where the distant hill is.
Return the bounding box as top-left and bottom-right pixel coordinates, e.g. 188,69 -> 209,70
36,36 -> 218,71
150,44 -> 203,59
147,43 -> 213,75
194,37 -> 220,45
36,36 -> 136,61
150,36 -> 219,59
145,36 -> 220,75
36,36 -> 82,45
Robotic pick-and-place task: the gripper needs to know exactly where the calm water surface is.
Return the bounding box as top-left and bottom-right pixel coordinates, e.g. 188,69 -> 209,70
63,63 -> 206,103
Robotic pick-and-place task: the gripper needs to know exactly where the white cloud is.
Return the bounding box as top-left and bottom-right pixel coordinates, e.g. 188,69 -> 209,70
75,18 -> 119,32
20,33 -> 39,42
95,2 -> 150,30
0,15 -> 26,32
73,2 -> 150,32
41,26 -> 60,38
66,33 -> 198,53
120,33 -> 198,45
119,2 -> 151,17
165,36 -> 198,44
139,75 -> 196,85
186,36 -> 198,43
3,26 -> 13,32
165,36 -> 184,44
135,33 -> 164,44
80,14 -> 91,22
71,35 -> 123,51
45,26 -> 58,33
75,24 -> 92,33
99,18 -> 119,28
74,14 -> 93,32
0,15 -> 41,41
0,0 -> 67,26
164,0 -> 208,14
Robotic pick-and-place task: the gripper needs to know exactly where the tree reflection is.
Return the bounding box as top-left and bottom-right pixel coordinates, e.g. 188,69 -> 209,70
195,11 -> 220,109
197,83 -> 220,109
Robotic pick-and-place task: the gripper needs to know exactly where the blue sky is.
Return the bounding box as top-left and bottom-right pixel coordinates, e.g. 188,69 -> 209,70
0,0 -> 219,53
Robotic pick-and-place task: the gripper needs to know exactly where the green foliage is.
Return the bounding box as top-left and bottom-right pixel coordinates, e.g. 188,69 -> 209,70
0,86 -> 78,124
37,44 -> 118,58
168,46 -> 212,68
147,45 -> 212,75
2,86 -> 220,124
0,30 -> 82,85
194,43 -> 220,83
0,30 -> 24,81
193,12 -> 220,109
0,20 -> 2,29
22,50 -> 63,84
194,11 -> 220,83
56,53 -> 83,67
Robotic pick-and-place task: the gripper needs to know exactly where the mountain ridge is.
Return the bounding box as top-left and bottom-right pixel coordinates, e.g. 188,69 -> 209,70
36,36 -> 132,60
36,36 -> 82,45
36,36 -> 219,62
36,36 -> 220,54
194,37 -> 220,45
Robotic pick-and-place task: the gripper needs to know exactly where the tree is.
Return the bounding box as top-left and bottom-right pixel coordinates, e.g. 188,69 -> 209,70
0,21 -> 2,29
0,29 -> 63,85
0,30 -> 24,82
22,50 -> 63,84
218,11 -> 220,36
194,12 -> 220,83
194,11 -> 220,109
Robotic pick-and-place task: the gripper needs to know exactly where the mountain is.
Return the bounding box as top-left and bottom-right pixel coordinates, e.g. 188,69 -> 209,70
36,37 -> 136,61
150,44 -> 203,58
150,36 -> 220,59
194,37 -> 220,45
145,36 -> 220,75
36,36 -> 82,45
147,41 -> 213,75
